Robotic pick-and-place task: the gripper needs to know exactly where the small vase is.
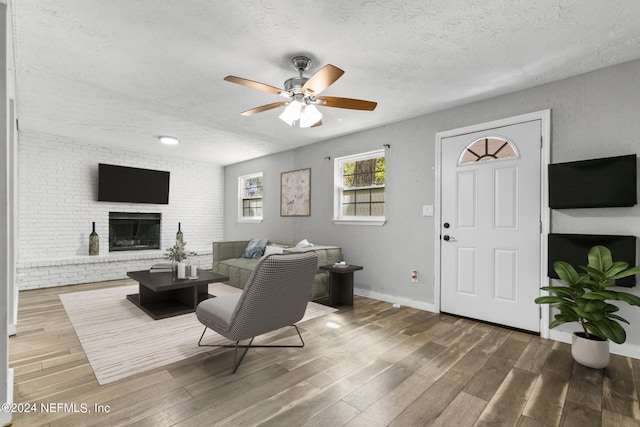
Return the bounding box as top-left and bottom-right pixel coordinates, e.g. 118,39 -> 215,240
89,222 -> 99,256
572,332 -> 609,369
171,260 -> 178,281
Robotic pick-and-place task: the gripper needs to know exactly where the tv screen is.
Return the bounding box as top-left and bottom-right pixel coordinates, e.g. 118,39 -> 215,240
548,154 -> 637,209
98,163 -> 170,204
548,233 -> 636,287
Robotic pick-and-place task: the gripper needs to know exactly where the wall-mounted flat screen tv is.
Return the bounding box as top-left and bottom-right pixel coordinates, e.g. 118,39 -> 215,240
548,233 -> 636,287
98,163 -> 170,204
548,154 -> 637,209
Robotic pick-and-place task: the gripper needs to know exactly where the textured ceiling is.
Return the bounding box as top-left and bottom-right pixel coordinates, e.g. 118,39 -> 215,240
12,0 -> 640,165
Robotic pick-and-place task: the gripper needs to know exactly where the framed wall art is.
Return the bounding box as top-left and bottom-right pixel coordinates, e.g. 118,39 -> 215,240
280,168 -> 311,216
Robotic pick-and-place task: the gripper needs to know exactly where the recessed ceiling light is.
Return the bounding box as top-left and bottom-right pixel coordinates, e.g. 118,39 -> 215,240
159,136 -> 179,145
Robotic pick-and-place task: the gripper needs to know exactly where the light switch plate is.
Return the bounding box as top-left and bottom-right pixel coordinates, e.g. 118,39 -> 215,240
422,205 -> 434,216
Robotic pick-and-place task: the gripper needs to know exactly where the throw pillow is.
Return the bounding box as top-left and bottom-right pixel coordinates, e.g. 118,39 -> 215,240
264,245 -> 285,256
296,238 -> 314,248
242,238 -> 267,259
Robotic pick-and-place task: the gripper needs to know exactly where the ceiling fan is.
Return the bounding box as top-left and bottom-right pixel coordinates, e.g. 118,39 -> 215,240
224,56 -> 377,128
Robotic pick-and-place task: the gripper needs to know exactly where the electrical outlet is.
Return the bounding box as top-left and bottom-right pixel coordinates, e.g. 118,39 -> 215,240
411,270 -> 418,283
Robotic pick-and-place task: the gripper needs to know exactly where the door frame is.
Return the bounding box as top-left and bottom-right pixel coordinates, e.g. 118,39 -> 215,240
434,110 -> 551,337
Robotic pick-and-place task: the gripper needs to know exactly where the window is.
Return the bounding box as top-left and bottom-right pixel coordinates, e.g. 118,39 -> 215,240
334,149 -> 386,225
238,172 -> 263,222
458,136 -> 518,164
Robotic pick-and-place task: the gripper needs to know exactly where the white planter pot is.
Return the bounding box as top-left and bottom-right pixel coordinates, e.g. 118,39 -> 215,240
571,332 -> 609,369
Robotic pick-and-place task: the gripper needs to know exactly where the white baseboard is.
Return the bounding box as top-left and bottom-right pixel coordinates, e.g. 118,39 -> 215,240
549,330 -> 640,359
0,410 -> 10,426
1,368 -> 13,426
354,287 -> 436,313
7,324 -> 15,337
548,330 -> 573,345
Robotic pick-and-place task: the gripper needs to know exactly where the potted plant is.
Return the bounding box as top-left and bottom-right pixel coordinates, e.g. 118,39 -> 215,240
535,245 -> 640,368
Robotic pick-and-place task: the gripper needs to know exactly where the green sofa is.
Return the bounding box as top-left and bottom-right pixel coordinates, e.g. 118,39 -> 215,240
212,240 -> 342,302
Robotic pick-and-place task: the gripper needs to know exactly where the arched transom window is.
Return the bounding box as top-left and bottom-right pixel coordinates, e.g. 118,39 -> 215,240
458,136 -> 519,164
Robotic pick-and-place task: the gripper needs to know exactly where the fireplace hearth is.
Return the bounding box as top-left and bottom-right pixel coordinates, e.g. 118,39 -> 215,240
109,212 -> 161,252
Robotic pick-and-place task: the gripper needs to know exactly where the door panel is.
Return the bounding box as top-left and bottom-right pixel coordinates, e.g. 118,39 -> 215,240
457,171 -> 477,228
457,247 -> 477,295
494,166 -> 518,229
440,121 -> 541,332
494,248 -> 517,301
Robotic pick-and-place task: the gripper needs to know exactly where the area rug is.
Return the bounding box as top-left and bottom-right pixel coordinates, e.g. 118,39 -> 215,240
60,283 -> 337,385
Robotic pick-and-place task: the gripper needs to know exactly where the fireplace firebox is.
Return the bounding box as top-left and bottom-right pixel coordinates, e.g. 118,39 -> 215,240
109,212 -> 161,252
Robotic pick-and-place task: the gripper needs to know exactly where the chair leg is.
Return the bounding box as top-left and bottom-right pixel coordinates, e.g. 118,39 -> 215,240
231,337 -> 254,374
197,325 -> 306,374
197,326 -> 208,346
232,324 -> 305,349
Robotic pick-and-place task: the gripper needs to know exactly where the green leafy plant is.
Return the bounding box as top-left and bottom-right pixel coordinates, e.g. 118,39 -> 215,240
165,240 -> 197,262
535,245 -> 640,344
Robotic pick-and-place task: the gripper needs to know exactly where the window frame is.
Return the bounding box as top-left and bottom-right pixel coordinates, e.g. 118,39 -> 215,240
238,172 -> 264,223
333,149 -> 386,226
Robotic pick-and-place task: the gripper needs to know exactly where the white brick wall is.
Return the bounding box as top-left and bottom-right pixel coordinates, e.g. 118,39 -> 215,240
17,252 -> 213,290
17,131 -> 224,289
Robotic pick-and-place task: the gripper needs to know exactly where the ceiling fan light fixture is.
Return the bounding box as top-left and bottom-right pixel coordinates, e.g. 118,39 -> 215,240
299,104 -> 323,128
159,135 -> 179,145
226,55 -> 375,129
278,100 -> 302,126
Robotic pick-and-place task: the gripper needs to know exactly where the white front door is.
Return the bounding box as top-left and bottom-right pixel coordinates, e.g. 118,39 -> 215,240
440,120 -> 541,332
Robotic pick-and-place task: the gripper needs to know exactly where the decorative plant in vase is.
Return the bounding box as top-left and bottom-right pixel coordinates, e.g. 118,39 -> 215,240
165,239 -> 196,262
535,245 -> 640,368
165,240 -> 197,279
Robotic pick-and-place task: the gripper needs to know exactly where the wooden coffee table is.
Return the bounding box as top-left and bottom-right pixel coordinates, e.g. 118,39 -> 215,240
126,269 -> 229,320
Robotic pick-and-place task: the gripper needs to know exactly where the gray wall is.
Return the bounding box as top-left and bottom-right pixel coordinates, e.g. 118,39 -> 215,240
224,58 -> 640,346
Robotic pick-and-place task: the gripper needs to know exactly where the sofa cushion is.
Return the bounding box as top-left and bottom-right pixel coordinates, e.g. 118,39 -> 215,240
216,241 -> 248,261
218,258 -> 260,290
220,257 -> 260,271
283,245 -> 341,267
242,238 -> 267,259
264,245 -> 285,256
295,238 -> 314,248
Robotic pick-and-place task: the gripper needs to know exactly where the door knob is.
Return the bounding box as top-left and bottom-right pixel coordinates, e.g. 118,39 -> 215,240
443,235 -> 450,241
443,235 -> 456,242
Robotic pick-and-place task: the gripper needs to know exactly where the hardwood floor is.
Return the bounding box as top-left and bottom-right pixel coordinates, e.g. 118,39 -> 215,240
7,279 -> 640,426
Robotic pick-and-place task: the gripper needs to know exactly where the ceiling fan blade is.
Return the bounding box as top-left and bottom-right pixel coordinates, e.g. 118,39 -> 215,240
301,64 -> 344,96
316,96 -> 377,111
224,76 -> 283,95
240,102 -> 286,116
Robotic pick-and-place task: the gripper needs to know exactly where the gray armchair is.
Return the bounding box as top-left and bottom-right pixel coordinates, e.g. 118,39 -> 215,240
196,251 -> 318,373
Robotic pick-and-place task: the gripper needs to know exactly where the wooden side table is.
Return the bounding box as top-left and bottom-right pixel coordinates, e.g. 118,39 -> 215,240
319,264 -> 363,307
